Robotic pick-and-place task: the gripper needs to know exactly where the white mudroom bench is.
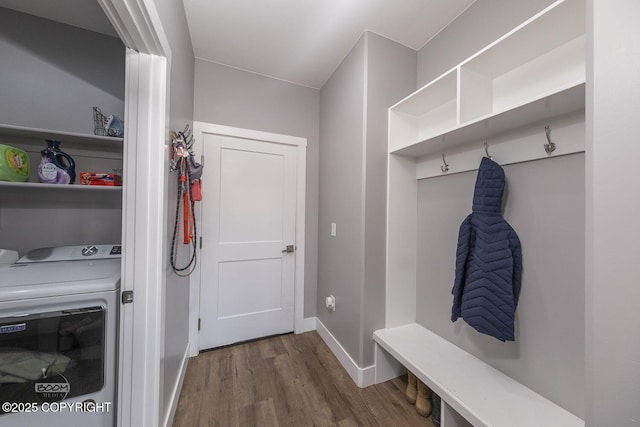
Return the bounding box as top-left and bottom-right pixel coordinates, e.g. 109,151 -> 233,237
373,323 -> 584,427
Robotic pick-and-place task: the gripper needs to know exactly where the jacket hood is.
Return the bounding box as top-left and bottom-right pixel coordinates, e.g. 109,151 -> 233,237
472,157 -> 505,214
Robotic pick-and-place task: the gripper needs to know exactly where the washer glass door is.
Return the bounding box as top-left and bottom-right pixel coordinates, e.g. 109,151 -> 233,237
0,306 -> 105,412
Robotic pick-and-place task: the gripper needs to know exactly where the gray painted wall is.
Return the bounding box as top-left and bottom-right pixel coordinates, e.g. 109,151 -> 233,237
417,0 -> 556,87
0,8 -> 124,134
152,0 -> 195,422
416,153 -> 585,417
0,9 -> 124,255
0,185 -> 121,256
362,33 -> 416,366
318,33 -> 416,367
586,1 -> 640,425
193,59 -> 320,318
318,35 -> 366,363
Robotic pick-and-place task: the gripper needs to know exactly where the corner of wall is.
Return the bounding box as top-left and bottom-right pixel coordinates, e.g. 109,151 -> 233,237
315,318 -> 376,388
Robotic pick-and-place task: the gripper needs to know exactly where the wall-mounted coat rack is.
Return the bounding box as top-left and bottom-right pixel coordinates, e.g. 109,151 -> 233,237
426,113 -> 584,179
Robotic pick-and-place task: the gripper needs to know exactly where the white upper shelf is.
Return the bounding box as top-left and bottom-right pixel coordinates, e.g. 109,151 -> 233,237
0,123 -> 123,151
389,0 -> 585,159
395,82 -> 584,158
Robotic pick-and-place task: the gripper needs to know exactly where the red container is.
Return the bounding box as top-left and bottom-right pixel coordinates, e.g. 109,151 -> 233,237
80,172 -> 122,186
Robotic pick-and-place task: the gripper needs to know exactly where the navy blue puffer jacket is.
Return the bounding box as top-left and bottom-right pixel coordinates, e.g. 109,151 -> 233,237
451,157 -> 522,341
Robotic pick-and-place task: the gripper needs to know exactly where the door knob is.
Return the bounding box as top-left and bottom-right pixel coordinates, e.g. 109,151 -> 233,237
282,245 -> 295,254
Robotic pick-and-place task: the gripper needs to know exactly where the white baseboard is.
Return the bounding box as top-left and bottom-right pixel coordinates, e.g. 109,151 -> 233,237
302,316 -> 317,332
315,318 -> 375,388
163,345 -> 189,427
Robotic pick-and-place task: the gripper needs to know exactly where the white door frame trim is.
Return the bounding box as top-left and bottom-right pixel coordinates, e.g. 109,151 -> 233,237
97,0 -> 171,426
189,122 -> 307,356
119,50 -> 168,427
98,0 -> 170,60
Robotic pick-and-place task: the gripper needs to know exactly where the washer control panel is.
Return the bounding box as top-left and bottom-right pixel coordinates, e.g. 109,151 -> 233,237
17,245 -> 122,263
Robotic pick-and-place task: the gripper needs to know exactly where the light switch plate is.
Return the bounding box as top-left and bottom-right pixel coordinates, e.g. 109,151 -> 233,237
331,222 -> 337,237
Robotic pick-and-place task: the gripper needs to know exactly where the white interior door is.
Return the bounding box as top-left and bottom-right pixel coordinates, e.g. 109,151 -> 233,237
199,134 -> 297,349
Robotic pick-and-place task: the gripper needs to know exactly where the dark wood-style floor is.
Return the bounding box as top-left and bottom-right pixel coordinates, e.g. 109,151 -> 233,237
173,331 -> 434,427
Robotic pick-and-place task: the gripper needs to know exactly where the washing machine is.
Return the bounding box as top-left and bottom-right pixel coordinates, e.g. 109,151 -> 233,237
0,244 -> 121,427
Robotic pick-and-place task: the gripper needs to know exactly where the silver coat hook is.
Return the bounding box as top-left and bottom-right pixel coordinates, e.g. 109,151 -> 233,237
484,141 -> 492,160
441,153 -> 450,173
544,126 -> 556,154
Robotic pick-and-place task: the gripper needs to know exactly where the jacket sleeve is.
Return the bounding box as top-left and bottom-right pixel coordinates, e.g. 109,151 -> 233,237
451,215 -> 472,321
510,231 -> 523,308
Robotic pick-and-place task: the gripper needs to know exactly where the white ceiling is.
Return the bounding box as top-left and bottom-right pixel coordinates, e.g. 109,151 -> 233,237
0,0 -> 476,89
183,0 -> 476,89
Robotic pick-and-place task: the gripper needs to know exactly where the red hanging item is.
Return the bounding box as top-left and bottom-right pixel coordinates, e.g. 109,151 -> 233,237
191,179 -> 202,201
183,191 -> 190,244
170,124 -> 202,276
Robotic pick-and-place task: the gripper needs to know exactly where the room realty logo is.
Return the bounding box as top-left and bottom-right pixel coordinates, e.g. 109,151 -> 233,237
34,375 -> 70,402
